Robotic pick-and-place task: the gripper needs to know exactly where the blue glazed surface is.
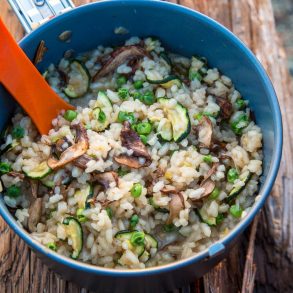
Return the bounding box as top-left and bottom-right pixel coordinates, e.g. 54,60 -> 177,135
0,0 -> 282,288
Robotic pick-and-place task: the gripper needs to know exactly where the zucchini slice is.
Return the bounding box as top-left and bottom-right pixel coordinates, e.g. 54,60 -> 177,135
94,91 -> 113,113
139,250 -> 150,262
23,161 -> 52,179
92,91 -> 113,132
226,171 -> 252,204
74,183 -> 93,209
157,119 -> 173,142
0,140 -> 19,155
115,230 -> 145,257
63,217 -> 83,259
196,206 -> 217,226
63,60 -> 90,98
158,98 -> 191,142
147,75 -> 181,89
145,233 -> 158,250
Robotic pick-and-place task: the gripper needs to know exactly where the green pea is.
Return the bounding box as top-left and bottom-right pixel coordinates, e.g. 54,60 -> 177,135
130,231 -> 145,246
133,80 -> 144,90
136,122 -> 152,135
7,185 -> 20,198
12,126 -> 25,139
235,99 -> 246,110
129,214 -> 139,229
227,168 -> 239,183
229,204 -> 243,218
76,208 -> 87,223
46,242 -> 57,251
117,111 -> 136,124
132,92 -> 143,101
0,162 -> 11,174
203,155 -> 212,164
216,213 -> 225,225
118,88 -> 129,100
105,207 -> 113,219
142,91 -> 156,105
209,187 -> 220,200
131,183 -> 142,198
116,75 -> 127,87
140,135 -> 148,145
64,110 -> 77,122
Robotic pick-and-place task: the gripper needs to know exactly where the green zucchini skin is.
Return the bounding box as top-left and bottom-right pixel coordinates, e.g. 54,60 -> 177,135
146,75 -> 181,89
0,141 -> 19,156
63,217 -> 83,259
63,60 -> 90,98
158,98 -> 191,142
23,161 -> 52,180
225,171 -> 252,204
115,230 -> 158,259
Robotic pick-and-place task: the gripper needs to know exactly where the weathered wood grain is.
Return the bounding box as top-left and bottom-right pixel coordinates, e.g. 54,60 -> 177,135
0,0 -> 292,292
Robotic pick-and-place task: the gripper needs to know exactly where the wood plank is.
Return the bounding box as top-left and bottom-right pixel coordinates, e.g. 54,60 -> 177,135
0,0 -> 292,292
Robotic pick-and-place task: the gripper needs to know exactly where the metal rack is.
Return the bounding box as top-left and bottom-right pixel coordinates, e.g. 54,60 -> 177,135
7,0 -> 75,33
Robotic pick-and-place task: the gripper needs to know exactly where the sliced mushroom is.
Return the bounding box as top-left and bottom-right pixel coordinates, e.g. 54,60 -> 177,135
121,121 -> 151,159
48,123 -> 89,170
202,162 -> 219,183
196,116 -> 213,148
7,171 -> 25,180
161,186 -> 177,194
200,179 -> 216,198
73,154 -> 92,169
215,97 -> 233,119
92,171 -> 118,189
93,45 -> 148,80
98,199 -> 114,208
166,192 -> 185,224
30,179 -> 39,199
190,163 -> 219,201
114,155 -> 143,169
114,122 -> 151,168
28,198 -> 42,232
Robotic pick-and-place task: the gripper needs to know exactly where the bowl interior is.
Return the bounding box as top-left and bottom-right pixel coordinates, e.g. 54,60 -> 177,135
0,0 -> 282,275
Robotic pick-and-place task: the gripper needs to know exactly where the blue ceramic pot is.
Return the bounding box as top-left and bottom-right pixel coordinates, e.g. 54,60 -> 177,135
0,1 -> 282,292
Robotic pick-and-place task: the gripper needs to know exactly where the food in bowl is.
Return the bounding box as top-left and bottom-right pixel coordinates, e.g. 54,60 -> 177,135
0,37 -> 263,269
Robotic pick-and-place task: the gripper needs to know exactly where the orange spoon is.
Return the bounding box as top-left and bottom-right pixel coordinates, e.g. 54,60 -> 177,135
0,18 -> 74,135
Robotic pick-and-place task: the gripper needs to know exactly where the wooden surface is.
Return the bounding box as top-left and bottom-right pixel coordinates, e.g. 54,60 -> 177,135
0,0 -> 292,292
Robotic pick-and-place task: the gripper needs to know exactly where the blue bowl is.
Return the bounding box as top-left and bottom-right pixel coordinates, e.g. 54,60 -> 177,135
0,1 -> 282,291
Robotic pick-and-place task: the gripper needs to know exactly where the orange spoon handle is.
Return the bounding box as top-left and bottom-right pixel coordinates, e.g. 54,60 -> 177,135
0,18 -> 74,135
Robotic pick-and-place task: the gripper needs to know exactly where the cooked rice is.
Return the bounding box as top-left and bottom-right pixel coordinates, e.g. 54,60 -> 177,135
0,37 -> 263,269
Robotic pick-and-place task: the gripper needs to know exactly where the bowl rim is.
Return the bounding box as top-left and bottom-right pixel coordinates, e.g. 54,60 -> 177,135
0,0 -> 283,277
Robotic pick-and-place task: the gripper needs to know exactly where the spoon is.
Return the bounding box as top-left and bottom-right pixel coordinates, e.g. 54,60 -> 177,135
0,18 -> 74,135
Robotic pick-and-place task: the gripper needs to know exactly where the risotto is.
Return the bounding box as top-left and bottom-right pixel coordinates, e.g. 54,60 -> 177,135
0,37 -> 263,269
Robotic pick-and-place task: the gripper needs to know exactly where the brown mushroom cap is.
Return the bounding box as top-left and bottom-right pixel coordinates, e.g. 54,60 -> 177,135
92,171 -> 118,189
166,192 -> 185,224
93,45 -> 148,80
215,96 -> 233,119
196,116 -> 213,148
114,121 -> 151,168
28,198 -> 42,232
47,123 -> 89,170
